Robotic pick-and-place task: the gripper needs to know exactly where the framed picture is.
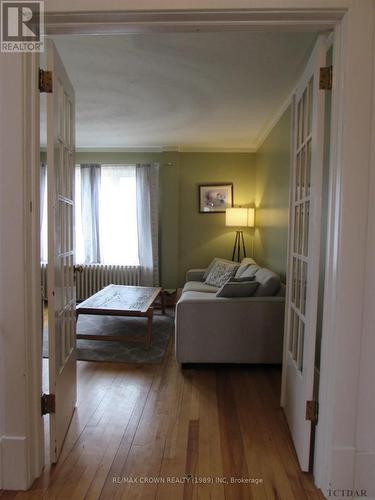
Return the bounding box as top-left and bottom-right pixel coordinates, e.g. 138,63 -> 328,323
198,183 -> 233,213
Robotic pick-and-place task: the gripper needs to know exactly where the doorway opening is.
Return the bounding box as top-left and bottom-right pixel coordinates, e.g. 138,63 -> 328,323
37,23 -> 332,496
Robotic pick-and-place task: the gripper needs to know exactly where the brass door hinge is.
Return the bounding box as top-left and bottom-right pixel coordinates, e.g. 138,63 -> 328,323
319,66 -> 333,90
41,393 -> 56,415
39,69 -> 53,93
305,400 -> 319,424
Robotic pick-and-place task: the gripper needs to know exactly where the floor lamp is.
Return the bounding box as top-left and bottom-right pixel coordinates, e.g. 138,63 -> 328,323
226,207 -> 255,262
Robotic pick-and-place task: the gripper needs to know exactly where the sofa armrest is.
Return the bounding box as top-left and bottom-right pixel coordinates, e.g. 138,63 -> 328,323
185,269 -> 207,282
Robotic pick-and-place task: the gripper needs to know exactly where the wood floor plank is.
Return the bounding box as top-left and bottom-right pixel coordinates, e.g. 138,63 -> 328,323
182,419 -> 199,500
216,370 -> 252,500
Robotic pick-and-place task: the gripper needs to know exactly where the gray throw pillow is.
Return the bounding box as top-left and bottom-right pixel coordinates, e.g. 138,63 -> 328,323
216,280 -> 259,297
235,257 -> 257,278
229,275 -> 255,283
203,257 -> 237,281
239,264 -> 259,279
205,261 -> 239,287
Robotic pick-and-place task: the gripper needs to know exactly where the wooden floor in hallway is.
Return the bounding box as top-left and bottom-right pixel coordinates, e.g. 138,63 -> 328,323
0,339 -> 324,500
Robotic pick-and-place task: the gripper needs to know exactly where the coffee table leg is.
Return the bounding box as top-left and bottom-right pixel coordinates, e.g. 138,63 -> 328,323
161,290 -> 166,315
146,308 -> 154,349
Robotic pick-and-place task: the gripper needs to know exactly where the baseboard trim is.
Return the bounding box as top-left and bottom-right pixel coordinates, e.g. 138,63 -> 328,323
354,451 -> 375,499
320,446 -> 356,499
0,436 -> 2,489
1,435 -> 29,490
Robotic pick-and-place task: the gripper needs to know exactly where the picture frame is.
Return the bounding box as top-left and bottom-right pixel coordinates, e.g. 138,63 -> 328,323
198,183 -> 233,213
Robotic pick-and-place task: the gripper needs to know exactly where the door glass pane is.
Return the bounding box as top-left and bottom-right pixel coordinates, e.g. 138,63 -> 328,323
58,79 -> 64,141
299,203 -> 304,255
306,139 -> 312,197
297,98 -> 302,148
294,206 -> 299,253
297,320 -> 305,371
302,261 -> 308,316
296,259 -> 301,309
295,152 -> 301,201
289,310 -> 295,353
304,201 -> 310,257
301,145 -> 306,198
293,312 -> 299,361
302,88 -> 307,142
307,77 -> 313,136
64,93 -> 70,145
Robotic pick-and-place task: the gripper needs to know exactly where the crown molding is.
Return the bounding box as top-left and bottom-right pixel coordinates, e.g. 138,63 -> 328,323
63,146 -> 258,154
176,146 -> 256,153
75,147 -> 164,153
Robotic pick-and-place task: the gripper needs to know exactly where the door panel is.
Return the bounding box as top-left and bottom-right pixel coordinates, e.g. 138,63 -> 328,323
47,39 -> 76,463
282,35 -> 327,471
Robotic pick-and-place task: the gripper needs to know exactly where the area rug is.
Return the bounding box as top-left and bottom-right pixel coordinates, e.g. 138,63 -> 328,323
43,311 -> 174,364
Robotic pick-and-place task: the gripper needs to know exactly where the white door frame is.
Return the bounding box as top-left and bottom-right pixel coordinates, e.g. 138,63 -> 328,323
17,2 -> 374,495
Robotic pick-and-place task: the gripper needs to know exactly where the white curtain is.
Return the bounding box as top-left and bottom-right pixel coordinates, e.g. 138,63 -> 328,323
99,165 -> 139,265
136,163 -> 160,286
40,162 -> 48,262
80,164 -> 101,263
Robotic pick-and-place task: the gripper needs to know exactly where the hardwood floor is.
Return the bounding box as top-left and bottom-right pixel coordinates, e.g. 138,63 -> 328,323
0,339 -> 324,500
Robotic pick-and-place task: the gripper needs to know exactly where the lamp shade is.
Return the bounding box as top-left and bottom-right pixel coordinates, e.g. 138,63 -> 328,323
225,207 -> 255,227
225,208 -> 248,227
247,208 -> 255,227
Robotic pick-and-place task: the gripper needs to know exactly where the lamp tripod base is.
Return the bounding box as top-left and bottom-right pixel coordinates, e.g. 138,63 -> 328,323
232,230 -> 247,262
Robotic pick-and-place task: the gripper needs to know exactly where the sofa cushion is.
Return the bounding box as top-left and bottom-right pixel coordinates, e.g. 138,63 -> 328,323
239,264 -> 259,279
183,281 -> 219,294
203,257 -> 237,281
234,257 -> 257,278
254,268 -> 281,297
216,280 -> 259,298
205,261 -> 239,287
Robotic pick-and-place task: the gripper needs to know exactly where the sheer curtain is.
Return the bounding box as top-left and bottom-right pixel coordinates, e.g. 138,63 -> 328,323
136,163 -> 159,286
40,162 -> 48,262
100,165 -> 139,265
80,164 -> 101,263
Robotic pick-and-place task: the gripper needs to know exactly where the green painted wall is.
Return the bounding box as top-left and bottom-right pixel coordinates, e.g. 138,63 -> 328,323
49,150 -> 256,288
178,152 -> 256,284
254,107 -> 291,282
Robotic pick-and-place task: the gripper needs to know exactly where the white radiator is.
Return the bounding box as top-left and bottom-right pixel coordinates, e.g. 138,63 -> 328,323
41,263 -> 140,302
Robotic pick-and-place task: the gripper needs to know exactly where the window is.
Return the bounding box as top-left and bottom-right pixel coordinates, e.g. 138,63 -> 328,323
41,164 -> 139,266
40,167 -> 48,263
99,165 -> 138,265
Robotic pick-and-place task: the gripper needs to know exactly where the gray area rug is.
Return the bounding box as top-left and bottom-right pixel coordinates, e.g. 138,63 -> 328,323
43,311 -> 174,364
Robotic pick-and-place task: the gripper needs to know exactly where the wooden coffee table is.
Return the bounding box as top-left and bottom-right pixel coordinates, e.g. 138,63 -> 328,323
76,284 -> 164,349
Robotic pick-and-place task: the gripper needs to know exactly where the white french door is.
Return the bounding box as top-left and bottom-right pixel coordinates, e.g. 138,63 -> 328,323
282,35 -> 327,471
47,39 -> 77,462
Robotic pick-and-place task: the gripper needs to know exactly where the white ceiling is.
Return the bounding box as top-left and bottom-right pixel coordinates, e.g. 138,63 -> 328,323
40,31 -> 318,150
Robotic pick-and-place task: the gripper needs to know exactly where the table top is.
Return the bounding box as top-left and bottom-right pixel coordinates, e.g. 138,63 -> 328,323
76,284 -> 162,314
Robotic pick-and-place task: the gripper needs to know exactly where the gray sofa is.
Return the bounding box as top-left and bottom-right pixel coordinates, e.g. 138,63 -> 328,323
175,258 -> 285,364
